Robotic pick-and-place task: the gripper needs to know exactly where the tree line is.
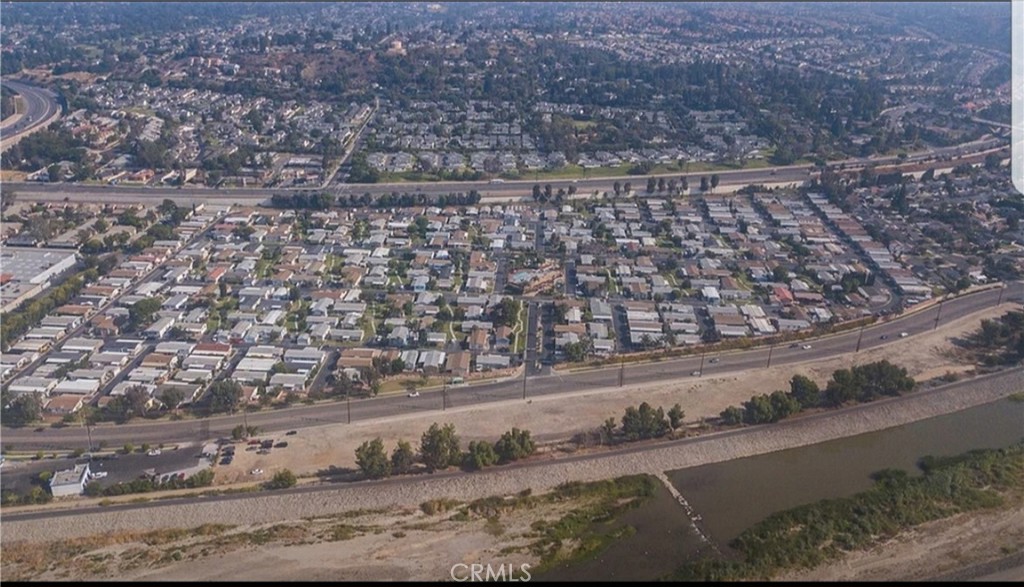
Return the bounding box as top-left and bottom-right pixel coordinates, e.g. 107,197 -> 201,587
719,361 -> 915,426
270,189 -> 482,211
354,423 -> 537,479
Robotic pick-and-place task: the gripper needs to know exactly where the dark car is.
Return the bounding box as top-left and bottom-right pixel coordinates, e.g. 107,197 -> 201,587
261,440 -> 274,449
274,441 -> 289,449
285,430 -> 298,436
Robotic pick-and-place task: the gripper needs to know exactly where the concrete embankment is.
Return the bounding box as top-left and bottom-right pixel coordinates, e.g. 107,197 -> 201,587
3,368 -> 1021,545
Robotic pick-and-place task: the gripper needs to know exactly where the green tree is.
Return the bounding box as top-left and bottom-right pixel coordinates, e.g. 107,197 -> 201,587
266,469 -> 297,490
710,174 -> 720,191
464,440 -> 499,470
742,394 -> 776,424
207,380 -> 243,413
127,297 -> 163,331
600,417 -> 617,445
391,439 -> 416,475
2,393 -> 43,426
768,390 -> 802,420
719,405 -> 744,425
494,428 -> 536,463
160,387 -> 186,410
419,422 -> 461,472
668,404 -> 685,429
355,437 -> 392,479
789,375 -> 820,409
621,402 -> 670,441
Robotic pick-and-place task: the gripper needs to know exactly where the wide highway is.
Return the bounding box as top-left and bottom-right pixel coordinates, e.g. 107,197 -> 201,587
0,79 -> 61,144
2,284 -> 1019,450
2,138 -> 1007,205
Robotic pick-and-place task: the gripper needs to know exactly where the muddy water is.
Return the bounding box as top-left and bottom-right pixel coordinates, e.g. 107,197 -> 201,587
546,398 -> 1023,580
669,397 -> 1024,546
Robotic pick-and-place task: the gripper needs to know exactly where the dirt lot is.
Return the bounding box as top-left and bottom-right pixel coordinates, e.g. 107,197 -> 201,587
211,305 -> 1007,485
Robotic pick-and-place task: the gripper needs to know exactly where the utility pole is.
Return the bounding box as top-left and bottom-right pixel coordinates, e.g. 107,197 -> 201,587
766,343 -> 775,369
442,380 -> 447,411
855,324 -> 866,353
997,283 -> 1006,306
934,297 -> 944,330
522,364 -> 527,400
347,393 -> 351,424
618,358 -> 625,387
698,350 -> 706,375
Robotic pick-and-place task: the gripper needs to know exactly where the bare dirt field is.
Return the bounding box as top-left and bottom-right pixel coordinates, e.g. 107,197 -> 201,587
212,305 -> 1006,484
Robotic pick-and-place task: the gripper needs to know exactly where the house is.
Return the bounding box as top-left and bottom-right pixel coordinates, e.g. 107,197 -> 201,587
389,326 -> 411,347
45,394 -> 85,414
144,317 -> 176,340
418,350 -> 446,373
475,354 -> 511,371
49,463 -> 92,498
468,327 -> 490,352
494,325 -> 513,351
445,350 -> 471,377
268,372 -> 309,391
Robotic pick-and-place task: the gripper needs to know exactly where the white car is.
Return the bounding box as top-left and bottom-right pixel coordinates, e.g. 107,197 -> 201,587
899,332 -> 909,338
801,344 -> 813,350
91,471 -> 108,479
691,370 -> 701,376
250,468 -> 264,475
407,391 -> 420,398
147,449 -> 162,456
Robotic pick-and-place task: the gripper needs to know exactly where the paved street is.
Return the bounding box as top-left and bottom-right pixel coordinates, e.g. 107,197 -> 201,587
2,284 -> 1018,450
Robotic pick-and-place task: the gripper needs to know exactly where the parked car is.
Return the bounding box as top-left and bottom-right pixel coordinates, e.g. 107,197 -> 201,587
274,442 -> 288,449
285,430 -> 298,436
250,468 -> 264,475
147,449 -> 162,456
92,471 -> 108,479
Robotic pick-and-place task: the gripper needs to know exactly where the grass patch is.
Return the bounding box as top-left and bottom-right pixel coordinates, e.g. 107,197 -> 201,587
420,498 -> 461,516
1008,392 -> 1024,403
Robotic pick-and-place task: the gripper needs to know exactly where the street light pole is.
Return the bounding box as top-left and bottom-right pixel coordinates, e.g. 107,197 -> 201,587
699,350 -> 706,375
347,393 -> 351,424
766,343 -> 775,369
998,283 -> 1006,306
934,297 -> 945,330
618,358 -> 625,387
522,364 -> 527,400
855,324 -> 865,353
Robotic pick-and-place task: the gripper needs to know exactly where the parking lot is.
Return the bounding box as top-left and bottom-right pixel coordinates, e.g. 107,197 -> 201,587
0,445 -> 211,496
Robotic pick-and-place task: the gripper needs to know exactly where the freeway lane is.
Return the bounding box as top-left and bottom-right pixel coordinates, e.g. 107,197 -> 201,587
0,80 -> 61,143
4,366 -> 1021,524
3,138 -> 1007,205
3,284 -> 1019,450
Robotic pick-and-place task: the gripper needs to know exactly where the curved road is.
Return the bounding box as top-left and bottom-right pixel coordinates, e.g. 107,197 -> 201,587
0,80 -> 61,144
3,284 -> 1020,450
